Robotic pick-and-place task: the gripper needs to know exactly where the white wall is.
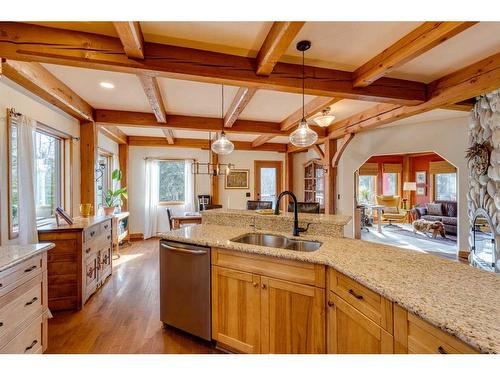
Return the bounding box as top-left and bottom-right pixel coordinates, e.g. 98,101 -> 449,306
219,151 -> 285,210
336,117 -> 469,251
0,78 -> 81,245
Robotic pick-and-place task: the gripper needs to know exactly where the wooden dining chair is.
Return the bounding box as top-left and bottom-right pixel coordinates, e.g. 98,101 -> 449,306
166,208 -> 174,231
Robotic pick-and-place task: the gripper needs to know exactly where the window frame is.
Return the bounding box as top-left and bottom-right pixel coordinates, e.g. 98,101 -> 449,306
433,172 -> 457,202
157,159 -> 188,205
358,174 -> 377,205
7,112 -> 19,239
33,127 -> 65,226
95,149 -> 113,210
382,172 -> 399,196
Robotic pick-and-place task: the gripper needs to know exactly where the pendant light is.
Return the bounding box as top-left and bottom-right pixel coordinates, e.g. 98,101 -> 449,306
289,40 -> 318,148
211,84 -> 234,155
312,107 -> 336,128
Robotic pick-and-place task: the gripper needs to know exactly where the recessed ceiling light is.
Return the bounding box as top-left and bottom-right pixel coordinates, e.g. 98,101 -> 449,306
99,81 -> 114,89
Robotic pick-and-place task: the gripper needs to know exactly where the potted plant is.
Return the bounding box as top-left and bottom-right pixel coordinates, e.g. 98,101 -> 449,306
102,169 -> 128,216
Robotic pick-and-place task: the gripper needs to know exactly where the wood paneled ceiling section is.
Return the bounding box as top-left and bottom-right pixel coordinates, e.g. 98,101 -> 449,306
1,21 -> 498,149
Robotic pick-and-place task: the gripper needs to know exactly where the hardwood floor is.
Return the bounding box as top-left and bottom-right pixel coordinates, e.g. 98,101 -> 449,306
47,238 -> 220,354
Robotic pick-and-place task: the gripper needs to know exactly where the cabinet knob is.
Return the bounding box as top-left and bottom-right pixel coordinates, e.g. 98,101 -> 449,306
0,322 -> 4,327
86,248 -> 91,254
252,282 -> 258,287
261,284 -> 267,289
327,300 -> 335,307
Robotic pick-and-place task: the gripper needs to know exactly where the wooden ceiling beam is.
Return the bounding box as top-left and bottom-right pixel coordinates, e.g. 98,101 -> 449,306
98,125 -> 128,144
312,144 -> 325,160
2,60 -> 94,121
113,22 -> 144,59
256,21 -> 305,76
128,136 -> 287,152
440,99 -> 475,112
0,22 -> 426,105
328,51 -> 500,138
162,129 -> 175,145
95,109 -> 327,137
224,86 -> 257,128
281,97 -> 343,131
137,73 -> 167,123
353,22 -> 477,87
252,135 -> 277,148
286,138 -> 325,154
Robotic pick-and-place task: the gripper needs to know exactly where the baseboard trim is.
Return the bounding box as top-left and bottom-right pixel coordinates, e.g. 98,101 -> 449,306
130,232 -> 144,241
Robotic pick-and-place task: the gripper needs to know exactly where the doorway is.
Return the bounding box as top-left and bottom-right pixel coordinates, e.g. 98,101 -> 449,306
254,160 -> 282,207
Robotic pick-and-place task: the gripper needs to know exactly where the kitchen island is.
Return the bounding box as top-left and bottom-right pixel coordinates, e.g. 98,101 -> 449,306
161,216 -> 500,354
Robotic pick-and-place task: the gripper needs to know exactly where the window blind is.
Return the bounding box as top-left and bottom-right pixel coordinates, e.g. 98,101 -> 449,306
359,163 -> 378,176
429,161 -> 456,174
383,163 -> 402,173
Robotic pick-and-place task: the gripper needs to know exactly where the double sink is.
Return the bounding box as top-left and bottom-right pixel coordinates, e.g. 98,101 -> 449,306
230,233 -> 322,252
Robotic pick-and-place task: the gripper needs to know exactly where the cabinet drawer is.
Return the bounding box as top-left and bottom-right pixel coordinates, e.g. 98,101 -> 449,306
100,220 -> 112,234
84,225 -> 100,242
0,314 -> 43,354
0,275 -> 43,342
328,268 -> 393,333
212,248 -> 325,288
0,255 -> 43,298
82,240 -> 97,258
97,230 -> 113,248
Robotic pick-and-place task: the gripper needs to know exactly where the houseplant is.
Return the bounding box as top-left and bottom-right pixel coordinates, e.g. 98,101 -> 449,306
102,169 -> 128,215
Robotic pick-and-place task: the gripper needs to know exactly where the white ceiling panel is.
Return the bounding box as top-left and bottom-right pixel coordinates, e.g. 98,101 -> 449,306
43,64 -> 152,113
385,109 -> 468,128
318,99 -> 378,123
118,127 -> 164,137
239,89 -> 315,123
157,77 -> 239,118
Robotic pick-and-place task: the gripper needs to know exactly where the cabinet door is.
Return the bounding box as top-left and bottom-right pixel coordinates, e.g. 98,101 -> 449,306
327,292 -> 393,354
83,254 -> 98,301
261,276 -> 325,354
98,245 -> 112,282
211,266 -> 261,353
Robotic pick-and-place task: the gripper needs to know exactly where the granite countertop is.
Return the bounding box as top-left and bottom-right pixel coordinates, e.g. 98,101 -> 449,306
160,224 -> 500,354
201,208 -> 352,226
37,215 -> 112,232
0,243 -> 55,272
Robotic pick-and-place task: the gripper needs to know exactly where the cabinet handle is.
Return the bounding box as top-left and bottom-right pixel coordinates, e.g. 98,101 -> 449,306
0,283 -> 3,288
25,297 -> 38,306
437,346 -> 448,354
104,224 -> 109,229
85,248 -> 91,254
261,284 -> 267,289
87,267 -> 94,278
107,235 -> 111,240
327,300 -> 335,307
348,289 -> 363,300
90,231 -> 96,237
24,340 -> 38,352
24,265 -> 37,273
0,322 -> 3,327
252,282 -> 258,287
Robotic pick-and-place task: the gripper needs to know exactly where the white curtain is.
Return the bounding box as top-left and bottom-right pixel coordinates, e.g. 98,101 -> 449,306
144,159 -> 159,239
184,160 -> 195,212
17,115 -> 38,245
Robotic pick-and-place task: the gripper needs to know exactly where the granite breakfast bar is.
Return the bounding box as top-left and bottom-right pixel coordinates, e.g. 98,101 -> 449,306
161,209 -> 500,354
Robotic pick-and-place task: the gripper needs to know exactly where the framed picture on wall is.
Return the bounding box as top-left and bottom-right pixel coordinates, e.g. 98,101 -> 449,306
416,171 -> 426,184
416,186 -> 426,196
225,169 -> 249,189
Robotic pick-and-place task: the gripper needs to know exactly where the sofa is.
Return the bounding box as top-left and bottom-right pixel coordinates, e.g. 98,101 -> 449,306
411,200 -> 457,235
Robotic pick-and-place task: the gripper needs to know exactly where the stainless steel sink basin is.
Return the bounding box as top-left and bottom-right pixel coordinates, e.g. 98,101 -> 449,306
230,233 -> 321,252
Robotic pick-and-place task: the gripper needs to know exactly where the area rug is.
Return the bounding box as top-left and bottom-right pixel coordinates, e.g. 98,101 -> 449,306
383,225 -> 457,246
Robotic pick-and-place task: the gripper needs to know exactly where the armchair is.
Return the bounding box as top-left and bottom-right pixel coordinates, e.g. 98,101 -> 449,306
375,195 -> 407,227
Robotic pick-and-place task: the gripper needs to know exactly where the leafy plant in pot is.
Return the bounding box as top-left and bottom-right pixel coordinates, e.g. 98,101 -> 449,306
102,169 -> 128,216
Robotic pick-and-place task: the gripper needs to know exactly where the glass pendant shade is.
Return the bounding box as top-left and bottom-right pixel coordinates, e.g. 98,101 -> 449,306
313,114 -> 336,127
211,131 -> 234,155
289,118 -> 318,147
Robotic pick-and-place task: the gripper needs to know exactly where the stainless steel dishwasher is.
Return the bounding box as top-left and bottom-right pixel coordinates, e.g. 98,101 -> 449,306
159,240 -> 211,341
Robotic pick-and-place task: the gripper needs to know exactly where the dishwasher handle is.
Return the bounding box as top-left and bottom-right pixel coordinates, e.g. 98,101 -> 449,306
161,242 -> 208,255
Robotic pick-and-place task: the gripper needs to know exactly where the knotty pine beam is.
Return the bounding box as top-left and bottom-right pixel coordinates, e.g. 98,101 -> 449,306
98,125 -> 128,144
210,152 -> 219,204
224,87 -> 257,128
0,22 -> 426,105
80,121 -> 97,215
328,51 -> 500,138
312,144 -> 324,160
162,129 -> 175,145
137,74 -> 167,122
118,143 -> 129,211
113,22 -> 144,59
323,139 -> 337,215
256,21 -> 305,76
252,134 -> 276,148
128,136 -> 287,152
353,22 -> 477,87
2,60 -> 94,121
95,109 -> 327,137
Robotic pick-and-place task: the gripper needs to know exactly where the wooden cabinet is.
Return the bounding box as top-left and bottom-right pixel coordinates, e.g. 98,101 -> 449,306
327,268 -> 394,354
38,217 -> 113,311
327,292 -> 393,354
211,248 -> 326,354
0,252 -> 49,353
394,304 -> 478,354
261,276 -> 325,354
211,266 -> 261,353
304,159 -> 324,209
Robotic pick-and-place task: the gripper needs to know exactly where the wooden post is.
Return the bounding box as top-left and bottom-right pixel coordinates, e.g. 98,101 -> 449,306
80,121 -> 97,215
119,143 -> 129,211
210,152 -> 219,205
285,152 -> 294,207
402,155 -> 410,209
324,139 -> 337,214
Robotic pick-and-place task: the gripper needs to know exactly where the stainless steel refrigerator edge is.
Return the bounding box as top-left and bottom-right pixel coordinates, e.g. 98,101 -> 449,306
159,240 -> 211,340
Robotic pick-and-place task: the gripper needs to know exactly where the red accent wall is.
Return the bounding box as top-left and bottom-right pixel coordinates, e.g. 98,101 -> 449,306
366,155 -> 404,196
409,154 -> 444,206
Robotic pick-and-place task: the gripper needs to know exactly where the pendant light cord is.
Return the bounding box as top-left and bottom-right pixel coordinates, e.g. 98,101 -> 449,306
302,49 -> 305,119
221,83 -> 224,133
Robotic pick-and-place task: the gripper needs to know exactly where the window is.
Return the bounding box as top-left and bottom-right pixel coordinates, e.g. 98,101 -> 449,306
158,160 -> 185,203
358,175 -> 376,204
34,130 -> 62,223
435,173 -> 457,201
383,173 -> 398,196
95,152 -> 112,210
8,116 -> 19,238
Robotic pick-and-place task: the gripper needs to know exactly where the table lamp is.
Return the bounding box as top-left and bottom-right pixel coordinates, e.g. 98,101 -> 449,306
402,182 -> 417,209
